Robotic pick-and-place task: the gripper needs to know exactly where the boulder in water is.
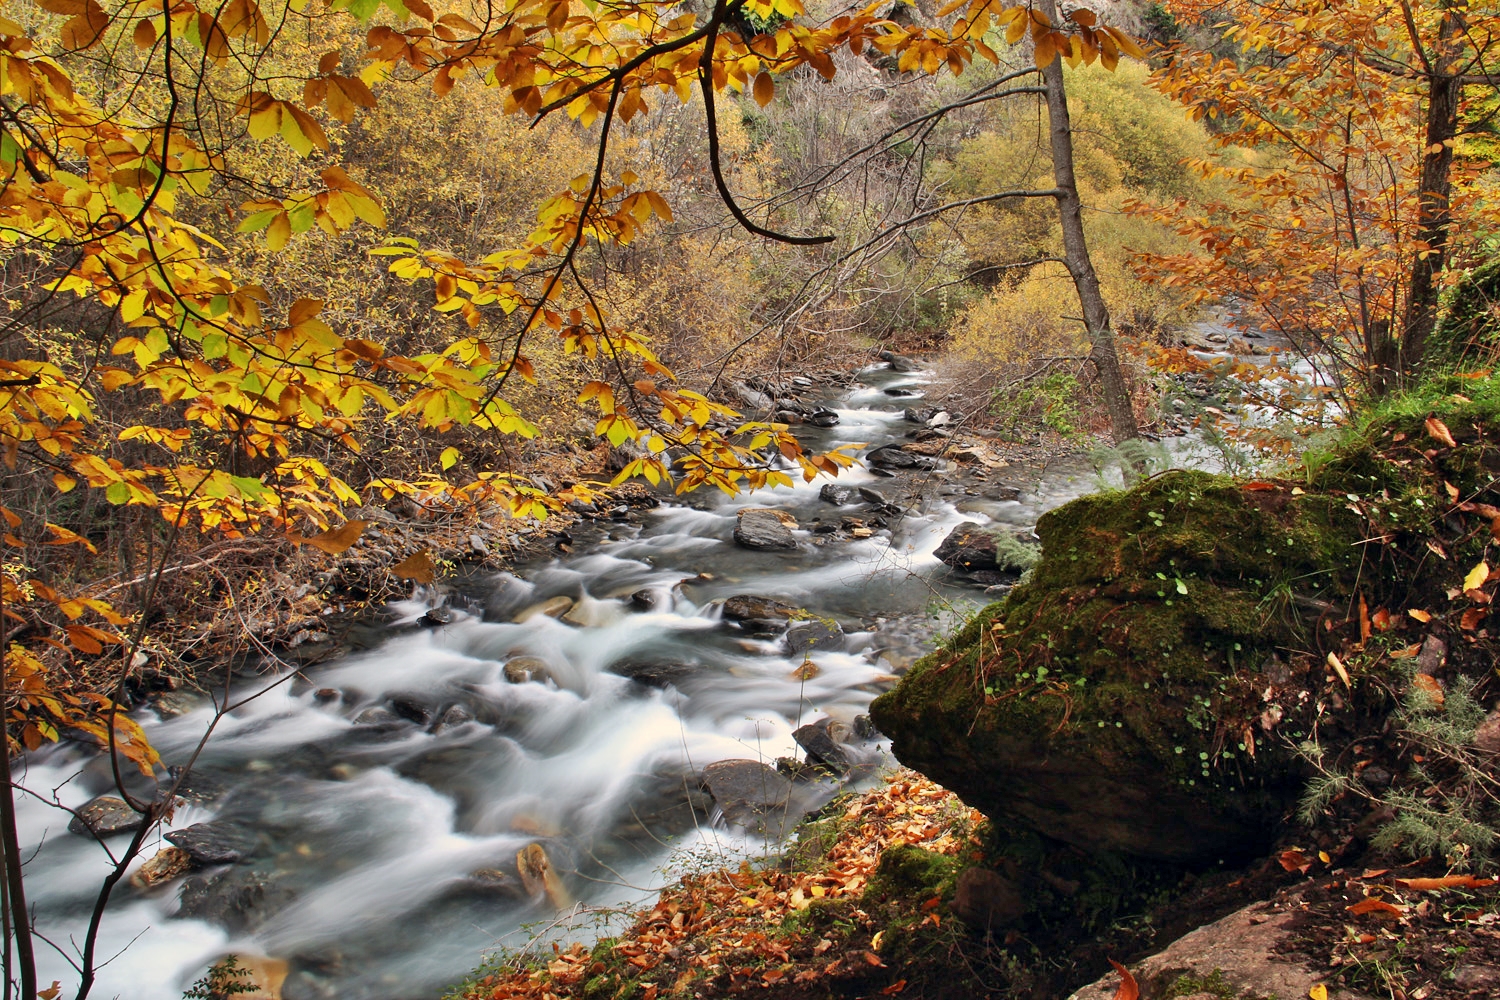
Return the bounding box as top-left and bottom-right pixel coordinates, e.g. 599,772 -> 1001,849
793,718 -> 851,772
516,843 -> 571,908
721,595 -> 801,622
512,595 -> 574,623
904,406 -> 938,424
819,483 -> 852,505
699,759 -> 796,832
879,350 -> 921,372
807,410 -> 840,427
864,443 -> 940,470
166,822 -> 257,865
786,619 -> 845,655
177,868 -> 296,934
733,508 -> 798,550
934,523 -> 1038,576
416,606 -> 453,628
502,656 -> 554,685
132,846 -> 192,888
68,795 -> 139,839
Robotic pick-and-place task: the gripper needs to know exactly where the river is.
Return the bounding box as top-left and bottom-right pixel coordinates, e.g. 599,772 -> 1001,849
18,360 -> 1228,999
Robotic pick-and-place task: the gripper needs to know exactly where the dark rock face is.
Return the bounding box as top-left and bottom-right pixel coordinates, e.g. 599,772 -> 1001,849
699,760 -> 796,833
721,595 -> 800,622
786,619 -> 845,655
609,658 -> 696,689
865,444 -> 940,471
904,406 -> 938,424
166,822 -> 258,865
417,606 -> 453,627
733,509 -> 797,550
807,410 -> 840,427
68,795 -> 139,839
951,867 -> 1028,931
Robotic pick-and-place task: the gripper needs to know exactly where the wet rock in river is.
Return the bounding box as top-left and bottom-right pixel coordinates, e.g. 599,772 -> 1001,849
166,821 -> 258,865
699,759 -> 796,831
819,483 -> 852,505
502,656 -> 554,685
608,658 -> 695,689
177,867 -> 295,934
904,406 -> 937,424
388,696 -> 432,725
416,606 -> 453,628
132,846 -> 192,888
68,795 -> 140,839
512,595 -> 575,622
878,350 -> 921,372
806,410 -> 840,427
733,508 -> 798,550
856,486 -> 889,506
786,619 -> 845,655
629,588 -> 663,611
516,843 -> 571,908
352,707 -> 401,726
864,443 -> 940,470
793,719 -> 851,772
934,522 -> 1038,576
721,595 -> 801,622
431,703 -> 474,733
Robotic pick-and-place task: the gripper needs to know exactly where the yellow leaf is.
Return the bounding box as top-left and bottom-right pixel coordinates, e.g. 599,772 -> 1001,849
753,71 -> 775,108
1463,560 -> 1489,593
1309,985 -> 1328,1000
439,446 -> 460,470
1326,652 -> 1350,687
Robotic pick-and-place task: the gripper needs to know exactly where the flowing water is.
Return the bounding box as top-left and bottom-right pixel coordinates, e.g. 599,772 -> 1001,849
18,362 -> 1233,1000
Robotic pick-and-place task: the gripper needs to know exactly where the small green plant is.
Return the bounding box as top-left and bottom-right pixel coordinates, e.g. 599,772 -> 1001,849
182,958 -> 257,1000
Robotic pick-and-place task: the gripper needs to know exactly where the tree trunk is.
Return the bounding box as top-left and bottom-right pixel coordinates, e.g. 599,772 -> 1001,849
1037,0 -> 1139,443
1396,5 -> 1464,387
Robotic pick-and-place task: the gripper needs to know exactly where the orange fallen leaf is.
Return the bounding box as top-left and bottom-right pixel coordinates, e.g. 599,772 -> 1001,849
1371,607 -> 1392,631
1109,959 -> 1140,1000
1279,848 -> 1313,873
391,550 -> 436,584
1425,416 -> 1457,448
881,979 -> 908,995
290,519 -> 368,555
1394,875 -> 1497,891
1461,607 -> 1487,631
1411,673 -> 1445,708
1408,608 -> 1432,622
1348,897 -> 1407,916
1359,593 -> 1371,644
1243,480 -> 1280,491
862,950 -> 885,967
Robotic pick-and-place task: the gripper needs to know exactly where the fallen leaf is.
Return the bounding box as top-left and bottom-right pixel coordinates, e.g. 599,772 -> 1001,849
1389,642 -> 1423,658
870,930 -> 884,952
1360,869 -> 1391,879
1425,416 -> 1457,448
1348,897 -> 1407,917
1461,607 -> 1486,631
1445,481 -> 1461,502
1309,985 -> 1329,1000
1394,875 -> 1497,891
1243,480 -> 1280,491
1408,609 -> 1432,622
391,550 -> 435,584
1319,850 -> 1332,863
1426,540 -> 1448,560
291,519 -> 368,554
1359,594 -> 1371,644
1411,673 -> 1445,708
1371,607 -> 1392,631
862,950 -> 885,967
881,980 -> 908,995
1280,848 -> 1313,873
1109,959 -> 1140,1000
1327,651 -> 1351,687
1464,561 -> 1490,593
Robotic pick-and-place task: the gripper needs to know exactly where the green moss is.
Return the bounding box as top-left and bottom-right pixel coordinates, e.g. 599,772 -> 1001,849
1427,257 -> 1500,373
1161,969 -> 1278,1000
867,844 -> 963,900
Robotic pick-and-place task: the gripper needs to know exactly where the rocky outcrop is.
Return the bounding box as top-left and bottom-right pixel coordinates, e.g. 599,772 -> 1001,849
1067,897 -> 1374,1000
68,795 -> 139,839
933,522 -> 1038,577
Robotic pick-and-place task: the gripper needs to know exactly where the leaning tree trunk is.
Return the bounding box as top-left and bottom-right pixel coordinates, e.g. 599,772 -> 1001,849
1396,5 -> 1464,387
1037,0 -> 1139,443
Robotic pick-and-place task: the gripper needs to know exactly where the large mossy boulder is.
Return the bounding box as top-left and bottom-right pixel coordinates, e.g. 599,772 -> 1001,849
872,400 -> 1500,865
1427,257 -> 1500,372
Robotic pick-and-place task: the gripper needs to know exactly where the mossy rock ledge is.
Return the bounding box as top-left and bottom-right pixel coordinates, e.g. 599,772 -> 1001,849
873,408 -> 1500,866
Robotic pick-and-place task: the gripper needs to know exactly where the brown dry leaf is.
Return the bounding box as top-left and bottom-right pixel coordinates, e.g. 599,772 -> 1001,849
1426,540 -> 1448,560
862,951 -> 885,967
1425,416 -> 1458,448
292,519 -> 368,554
1108,959 -> 1140,1000
1371,607 -> 1393,631
881,979 -> 908,995
1461,607 -> 1487,631
1359,594 -> 1371,644
1326,651 -> 1351,687
1279,848 -> 1313,873
1411,673 -> 1445,707
1348,897 -> 1407,916
1242,480 -> 1280,491
1445,481 -> 1461,502
1360,869 -> 1391,879
1408,608 -> 1432,623
1395,875 -> 1497,890
391,550 -> 435,583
